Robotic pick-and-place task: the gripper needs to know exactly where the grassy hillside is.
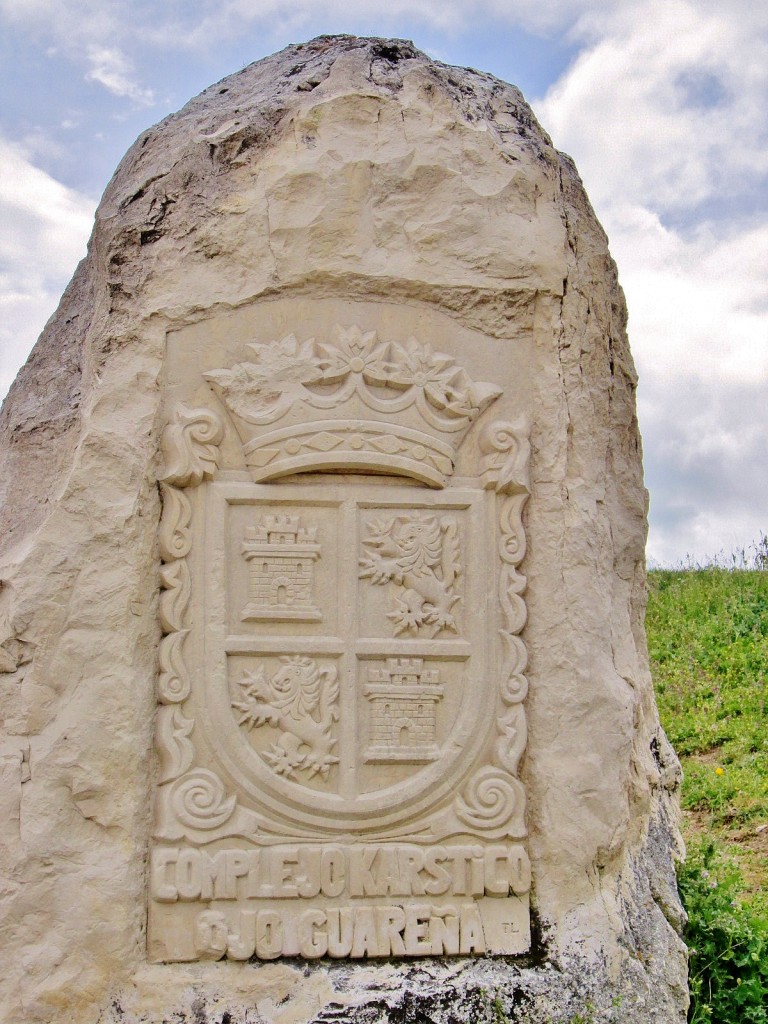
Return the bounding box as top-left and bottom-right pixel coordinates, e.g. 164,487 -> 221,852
646,561 -> 768,1022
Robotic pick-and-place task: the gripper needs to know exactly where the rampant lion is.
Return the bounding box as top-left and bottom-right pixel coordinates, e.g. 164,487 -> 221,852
232,656 -> 339,780
358,514 -> 461,636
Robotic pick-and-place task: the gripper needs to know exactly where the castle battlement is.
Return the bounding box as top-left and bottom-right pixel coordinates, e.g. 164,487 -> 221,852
364,659 -> 444,764
367,658 -> 440,688
244,515 -> 318,547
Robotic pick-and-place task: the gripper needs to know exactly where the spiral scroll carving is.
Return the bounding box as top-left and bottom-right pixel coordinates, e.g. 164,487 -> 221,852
158,630 -> 191,703
157,477 -> 194,702
159,405 -> 225,488
455,766 -> 524,833
479,418 -> 530,495
499,493 -> 528,563
499,633 -> 528,703
500,562 -> 527,638
170,769 -> 237,830
158,484 -> 192,560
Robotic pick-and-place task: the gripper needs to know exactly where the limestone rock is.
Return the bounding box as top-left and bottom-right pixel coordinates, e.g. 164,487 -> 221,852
0,35 -> 687,1023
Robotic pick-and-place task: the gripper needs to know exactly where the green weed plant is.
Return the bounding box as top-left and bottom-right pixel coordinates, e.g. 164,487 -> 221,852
678,840 -> 768,1024
647,543 -> 768,1023
647,564 -> 768,847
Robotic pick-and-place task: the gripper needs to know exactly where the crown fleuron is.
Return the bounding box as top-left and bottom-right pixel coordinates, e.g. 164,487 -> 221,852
204,325 -> 502,487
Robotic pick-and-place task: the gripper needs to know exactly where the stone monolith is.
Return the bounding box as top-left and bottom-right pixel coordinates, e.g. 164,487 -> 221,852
0,36 -> 688,1024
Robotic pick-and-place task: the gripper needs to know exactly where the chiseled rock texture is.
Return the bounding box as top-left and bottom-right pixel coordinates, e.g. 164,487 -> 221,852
0,35 -> 687,1024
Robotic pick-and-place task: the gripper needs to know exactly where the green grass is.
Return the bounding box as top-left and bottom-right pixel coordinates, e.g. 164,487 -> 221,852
647,557 -> 768,1021
647,565 -> 768,889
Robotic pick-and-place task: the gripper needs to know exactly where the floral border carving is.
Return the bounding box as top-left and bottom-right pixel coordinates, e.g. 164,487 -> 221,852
154,405 -> 243,839
454,419 -> 530,838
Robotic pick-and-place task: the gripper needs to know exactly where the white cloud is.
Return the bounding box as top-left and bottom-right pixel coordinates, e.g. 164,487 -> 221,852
610,208 -> 768,387
0,0 -> 154,108
135,0 -> 464,50
0,0 -> 117,46
0,137 -> 95,400
531,0 -> 768,562
641,376 -> 768,566
0,0 -> 628,56
536,0 -> 768,215
85,45 -> 154,105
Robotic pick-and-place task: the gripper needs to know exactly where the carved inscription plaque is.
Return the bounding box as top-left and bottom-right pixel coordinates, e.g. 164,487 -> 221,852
150,322 -> 532,962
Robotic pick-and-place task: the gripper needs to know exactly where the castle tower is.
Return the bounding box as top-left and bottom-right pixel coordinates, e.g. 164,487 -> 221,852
240,514 -> 321,621
364,658 -> 443,763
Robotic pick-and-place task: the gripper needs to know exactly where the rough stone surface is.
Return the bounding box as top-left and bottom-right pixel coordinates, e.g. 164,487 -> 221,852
0,35 -> 688,1023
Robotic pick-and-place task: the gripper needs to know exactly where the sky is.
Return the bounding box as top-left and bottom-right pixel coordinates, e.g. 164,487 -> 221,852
1,0 -> 766,567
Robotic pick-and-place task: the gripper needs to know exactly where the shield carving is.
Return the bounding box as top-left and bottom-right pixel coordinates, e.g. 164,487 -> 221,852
200,481 -> 497,835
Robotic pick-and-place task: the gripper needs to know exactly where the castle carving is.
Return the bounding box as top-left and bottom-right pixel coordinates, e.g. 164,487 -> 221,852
241,515 -> 321,621
364,658 -> 444,763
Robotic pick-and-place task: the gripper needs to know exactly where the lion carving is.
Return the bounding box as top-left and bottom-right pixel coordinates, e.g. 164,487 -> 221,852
232,656 -> 339,780
358,514 -> 461,636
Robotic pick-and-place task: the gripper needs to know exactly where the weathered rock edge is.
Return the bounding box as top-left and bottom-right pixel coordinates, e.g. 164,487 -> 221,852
0,35 -> 688,1024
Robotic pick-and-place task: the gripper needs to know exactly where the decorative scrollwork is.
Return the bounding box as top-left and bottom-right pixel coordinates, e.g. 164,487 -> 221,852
159,405 -> 224,488
156,481 -> 194,704
159,560 -> 191,634
157,630 -> 191,703
153,402 -> 240,847
170,768 -> 237,830
479,418 -> 530,495
499,633 -> 528,704
156,705 -> 195,783
499,492 -> 528,563
158,484 -> 192,560
495,705 -> 528,777
500,562 -> 527,638
455,766 -> 525,834
476,418 -> 532,827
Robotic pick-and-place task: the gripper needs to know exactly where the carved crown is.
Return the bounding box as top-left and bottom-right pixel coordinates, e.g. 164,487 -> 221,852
205,325 -> 502,487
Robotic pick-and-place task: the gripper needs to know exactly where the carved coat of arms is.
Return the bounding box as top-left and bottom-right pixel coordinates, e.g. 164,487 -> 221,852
149,324 -> 532,963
